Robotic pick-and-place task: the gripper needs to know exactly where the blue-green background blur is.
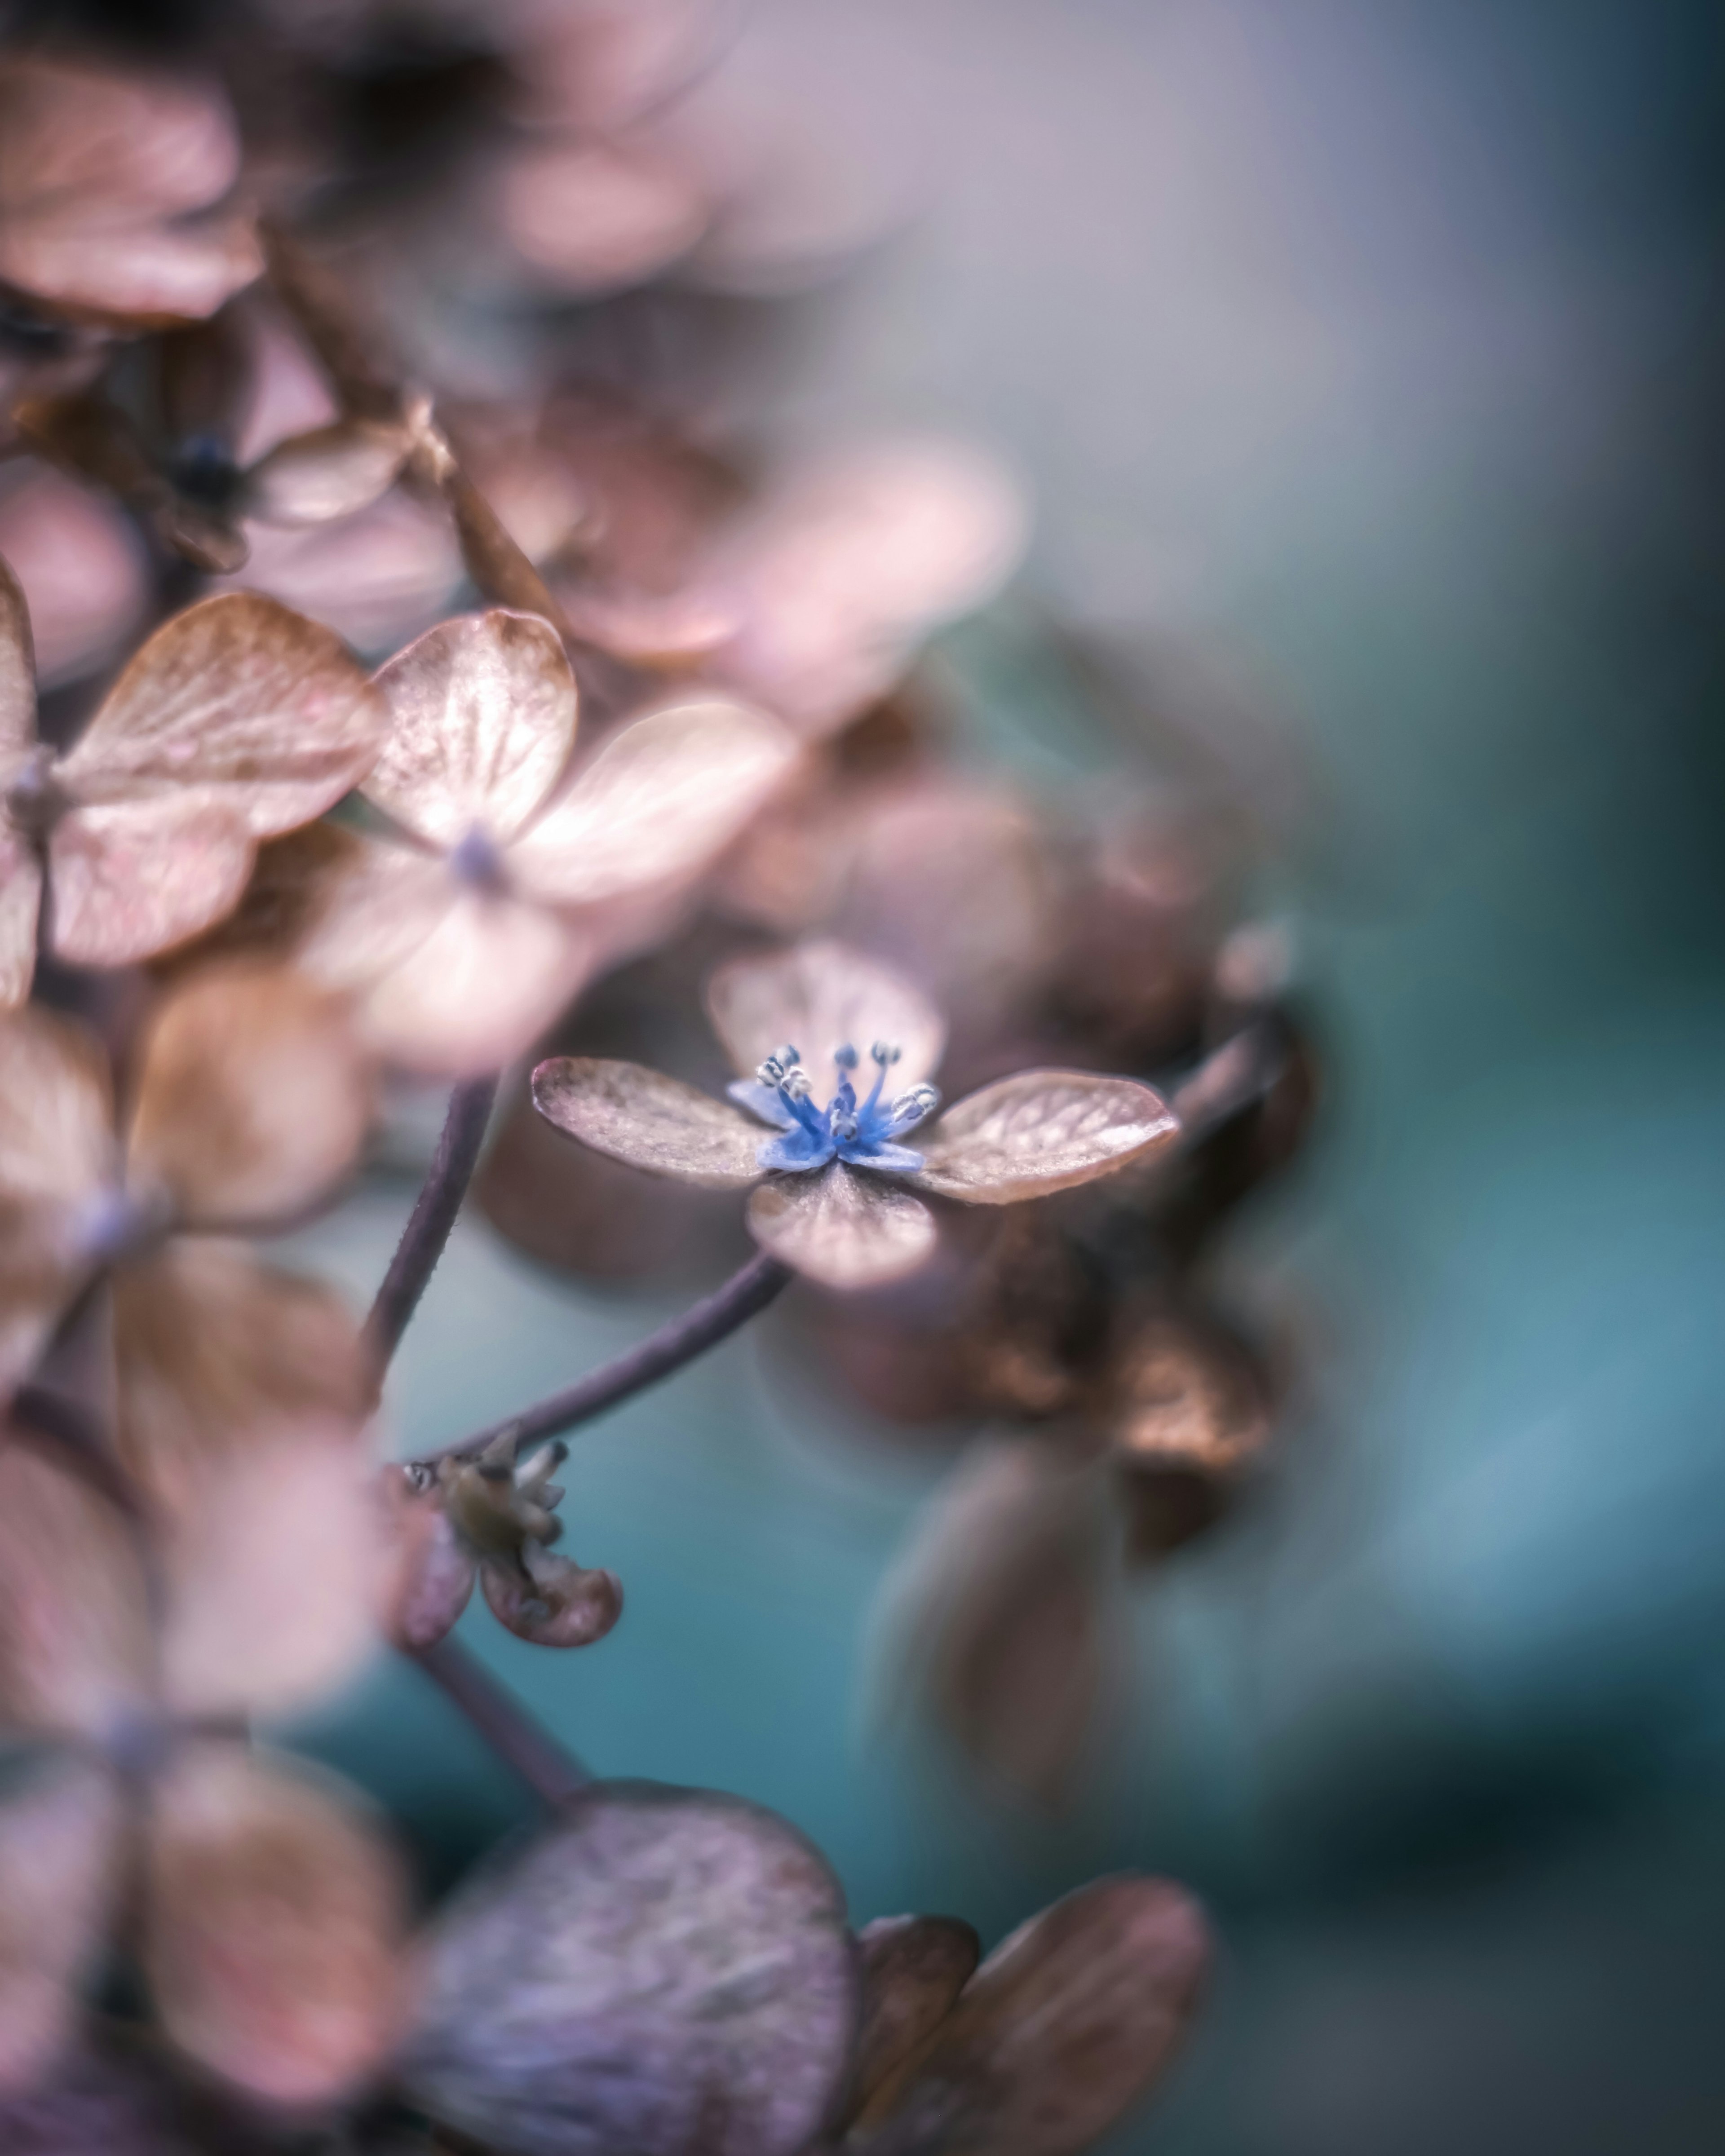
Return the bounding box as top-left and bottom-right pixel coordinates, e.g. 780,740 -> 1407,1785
292,4 -> 1725,2148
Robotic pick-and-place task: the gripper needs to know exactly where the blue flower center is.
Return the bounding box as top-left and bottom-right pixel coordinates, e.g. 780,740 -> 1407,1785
737,1041 -> 940,1176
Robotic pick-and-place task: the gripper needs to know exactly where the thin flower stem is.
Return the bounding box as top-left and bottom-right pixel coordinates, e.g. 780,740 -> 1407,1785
365,1074 -> 500,1375
417,1247 -> 793,1468
407,1633 -> 589,1807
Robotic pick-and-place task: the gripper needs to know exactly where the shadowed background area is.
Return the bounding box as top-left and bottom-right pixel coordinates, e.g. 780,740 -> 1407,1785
271,2 -> 1725,2148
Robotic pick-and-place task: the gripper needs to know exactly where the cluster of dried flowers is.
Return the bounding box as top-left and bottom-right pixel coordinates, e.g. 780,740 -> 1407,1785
0,6 -> 1318,2151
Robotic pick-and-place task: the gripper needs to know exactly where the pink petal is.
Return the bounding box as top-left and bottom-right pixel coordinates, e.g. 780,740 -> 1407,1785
706,937 -> 946,1088
913,1071 -> 1178,1203
746,1164 -> 937,1289
532,1057 -> 765,1188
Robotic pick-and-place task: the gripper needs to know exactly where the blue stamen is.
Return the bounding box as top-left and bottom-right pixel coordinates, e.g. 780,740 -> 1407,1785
749,1029 -> 936,1179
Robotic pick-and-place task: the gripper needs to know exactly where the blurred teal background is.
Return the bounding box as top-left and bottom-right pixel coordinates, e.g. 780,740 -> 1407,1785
291,4 -> 1725,2148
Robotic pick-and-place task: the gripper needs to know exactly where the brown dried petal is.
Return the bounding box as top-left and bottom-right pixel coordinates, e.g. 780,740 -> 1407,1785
399,1780 -> 856,2156
0,832 -> 43,1012
0,1758 -> 123,2095
509,696 -> 796,909
125,963 -> 372,1227
381,1473 -> 476,1652
243,419 -> 412,528
48,793 -> 257,971
500,142 -> 708,295
113,1237 -> 367,1520
367,610 -> 576,850
143,1744 -> 409,2107
914,1074 -> 1178,1205
481,1548 -> 624,1649
533,1057 -> 765,1188
747,1166 -> 937,1289
0,550 -> 36,754
1108,1308 -> 1273,1477
707,939 -> 946,1088
0,1436 -> 153,1737
56,593 -> 387,836
854,1877 -> 1210,2156
844,1917 -> 981,2128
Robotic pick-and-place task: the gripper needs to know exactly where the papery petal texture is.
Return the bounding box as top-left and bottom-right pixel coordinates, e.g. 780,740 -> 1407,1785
0,1758 -> 124,2094
707,939 -> 945,1087
747,1164 -> 937,1288
142,1744 -> 408,2107
367,610 -> 575,849
533,1058 -> 765,1188
47,794 -> 255,969
0,552 -> 37,753
399,1780 -> 856,2156
913,1072 -> 1178,1203
55,595 -> 385,834
509,697 -> 795,907
124,964 -> 372,1227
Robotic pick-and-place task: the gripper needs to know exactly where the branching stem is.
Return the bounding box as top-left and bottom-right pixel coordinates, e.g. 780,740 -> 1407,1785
365,1074 -> 500,1377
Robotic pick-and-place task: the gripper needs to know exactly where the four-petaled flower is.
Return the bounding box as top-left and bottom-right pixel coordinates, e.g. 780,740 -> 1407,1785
532,940 -> 1181,1290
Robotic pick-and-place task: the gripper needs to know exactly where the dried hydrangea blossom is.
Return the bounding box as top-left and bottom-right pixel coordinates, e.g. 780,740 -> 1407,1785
222,608 -> 797,1074
0,566 -> 389,1007
0,58 -> 260,329
386,1431 -> 623,1651
0,965 -> 373,1507
533,939 -> 1179,1290
0,1436 -> 404,2106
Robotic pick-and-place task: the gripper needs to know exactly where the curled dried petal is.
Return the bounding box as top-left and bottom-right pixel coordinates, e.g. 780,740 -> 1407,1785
0,1758 -> 123,2095
481,1548 -> 624,1649
913,1072 -> 1178,1204
380,1471 -> 476,1652
399,1781 -> 856,2156
142,1744 -> 409,2107
125,963 -> 372,1227
367,610 -> 576,850
509,697 -> 796,909
533,1057 -> 765,1188
707,939 -> 945,1089
747,1165 -> 937,1289
243,418 -> 412,528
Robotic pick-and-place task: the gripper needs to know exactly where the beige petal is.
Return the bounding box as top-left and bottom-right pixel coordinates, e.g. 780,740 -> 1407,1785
747,1164 -> 936,1289
271,825 -> 451,993
0,1757 -> 124,2095
360,887 -> 587,1078
55,593 -> 386,837
913,1072 -> 1178,1204
142,1743 -> 409,2106
0,1435 -> 153,1738
532,1058 -> 765,1189
47,791 -> 257,970
243,418 -> 412,528
0,829 -> 42,1011
844,1916 -> 981,2128
509,696 -> 795,909
706,937 -> 945,1087
854,1876 -> 1210,2156
0,550 -> 36,755
1,210 -> 261,330
158,1436 -> 384,1721
125,962 -> 372,1227
367,610 -> 576,850
481,1549 -> 624,1649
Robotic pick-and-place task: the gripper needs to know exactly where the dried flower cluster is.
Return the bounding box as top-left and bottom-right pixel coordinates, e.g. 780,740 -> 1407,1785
0,7 -> 1319,2151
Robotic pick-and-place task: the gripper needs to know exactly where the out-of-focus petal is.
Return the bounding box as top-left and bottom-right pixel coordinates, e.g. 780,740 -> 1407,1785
747,1164 -> 936,1289
481,1548 -> 623,1649
499,141 -> 708,296
380,1472 -> 476,1652
509,696 -> 795,909
0,832 -> 42,1010
706,937 -> 946,1087
112,1240 -> 367,1519
1108,1305 -> 1273,1477
359,888 -> 586,1078
0,466 -> 148,690
0,1757 -> 124,2095
0,1436 -> 153,1737
220,493 -> 463,658
865,1437 -> 1120,1805
0,551 -> 37,753
47,791 -> 257,970
842,1916 -> 981,2129
851,1876 -> 1210,2156
243,418 -> 412,528
0,2030 -> 268,2153
157,1435 -> 384,1721
913,1073 -> 1178,1204
398,1780 -> 856,2156
4,216 -> 260,334
532,1057 -> 765,1188
142,1743 -> 409,2107
367,610 -> 576,850
55,594 -> 387,836
125,963 -> 372,1227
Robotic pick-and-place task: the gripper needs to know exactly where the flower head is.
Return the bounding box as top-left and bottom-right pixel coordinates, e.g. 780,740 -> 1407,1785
532,939 -> 1181,1290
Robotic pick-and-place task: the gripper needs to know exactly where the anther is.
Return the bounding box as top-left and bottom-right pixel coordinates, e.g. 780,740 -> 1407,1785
832,1042 -> 859,1070
756,1056 -> 786,1087
871,1041 -> 902,1067
781,1066 -> 813,1101
893,1083 -> 940,1122
832,1111 -> 859,1141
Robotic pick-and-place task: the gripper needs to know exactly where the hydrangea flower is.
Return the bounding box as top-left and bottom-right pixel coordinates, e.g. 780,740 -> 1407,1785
532,940 -> 1180,1290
